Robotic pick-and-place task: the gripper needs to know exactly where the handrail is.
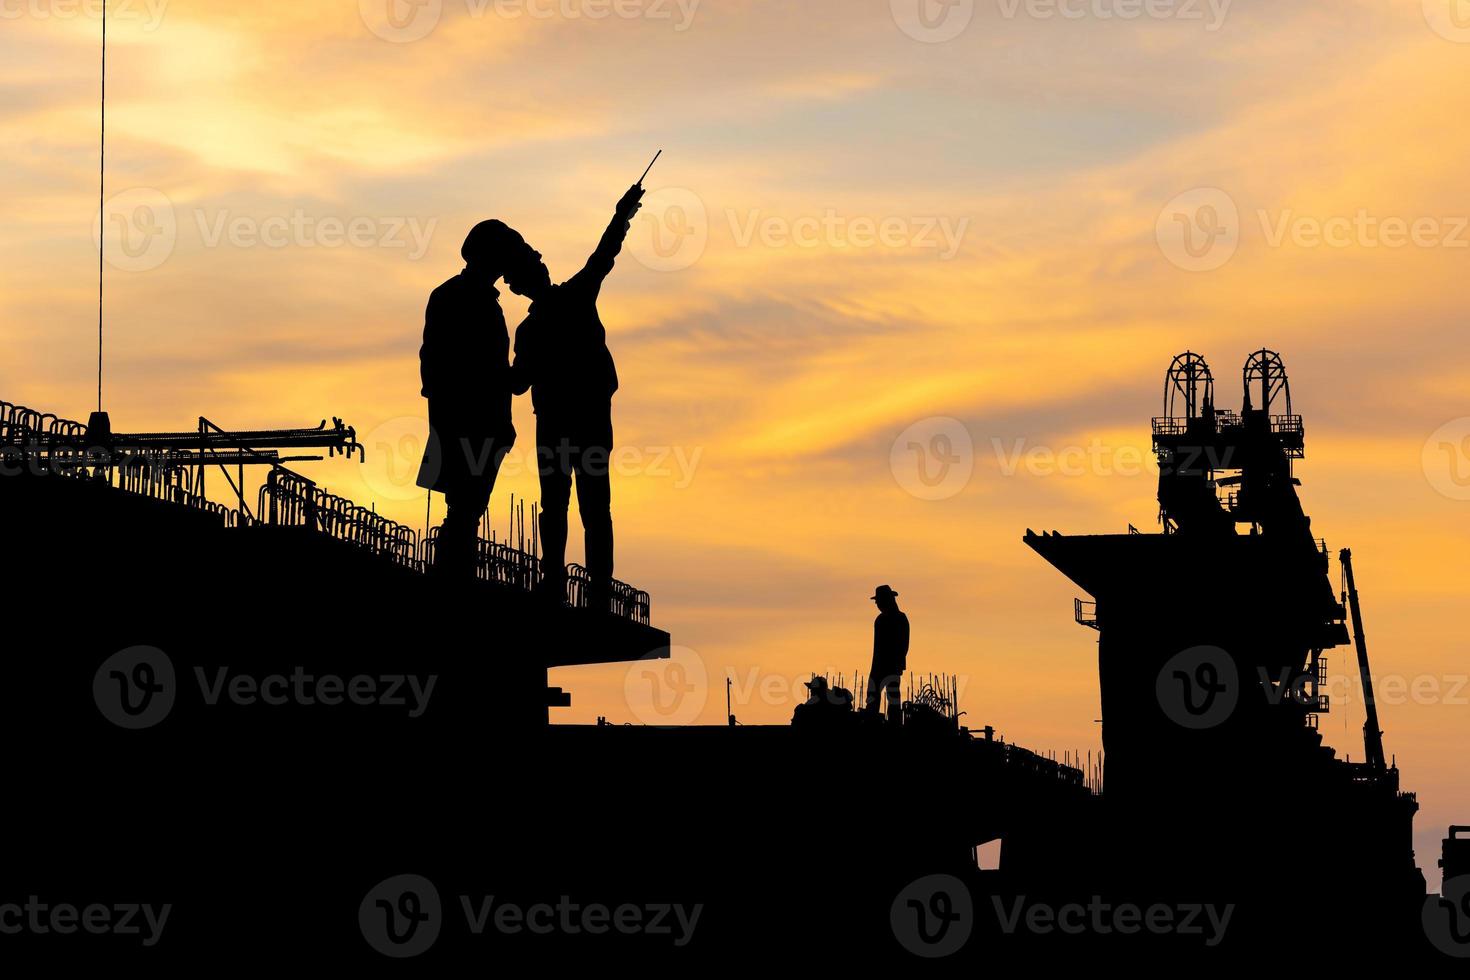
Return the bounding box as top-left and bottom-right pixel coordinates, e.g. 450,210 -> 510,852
6,394 -> 655,624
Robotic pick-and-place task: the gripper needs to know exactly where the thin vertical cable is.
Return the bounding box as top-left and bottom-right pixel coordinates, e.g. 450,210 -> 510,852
97,0 -> 107,413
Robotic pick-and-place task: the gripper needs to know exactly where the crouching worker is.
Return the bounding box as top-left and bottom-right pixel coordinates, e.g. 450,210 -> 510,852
792,676 -> 856,729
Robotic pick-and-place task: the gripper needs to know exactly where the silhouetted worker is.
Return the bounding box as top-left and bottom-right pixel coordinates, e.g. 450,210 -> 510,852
792,676 -> 856,729
865,585 -> 909,723
417,219 -> 526,578
506,185 -> 644,607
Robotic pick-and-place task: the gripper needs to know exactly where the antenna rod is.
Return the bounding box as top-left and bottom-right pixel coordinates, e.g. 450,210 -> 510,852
98,0 -> 107,413
637,150 -> 662,186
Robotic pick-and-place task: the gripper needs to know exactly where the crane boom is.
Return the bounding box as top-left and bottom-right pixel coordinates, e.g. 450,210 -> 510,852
1340,548 -> 1387,771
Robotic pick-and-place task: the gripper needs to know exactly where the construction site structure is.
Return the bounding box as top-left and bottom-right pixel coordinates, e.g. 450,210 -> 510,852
2,358 -> 1461,964
1027,348 -> 1429,946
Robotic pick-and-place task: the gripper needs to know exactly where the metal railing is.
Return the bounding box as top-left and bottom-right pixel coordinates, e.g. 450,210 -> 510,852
6,395 -> 654,625
1152,410 -> 1245,438
0,400 -> 89,444
259,467 -> 419,569
1074,598 -> 1100,630
983,742 -> 1087,790
567,564 -> 651,624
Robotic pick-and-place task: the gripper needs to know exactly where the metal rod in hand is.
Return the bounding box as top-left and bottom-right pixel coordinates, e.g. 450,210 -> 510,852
637,150 -> 662,186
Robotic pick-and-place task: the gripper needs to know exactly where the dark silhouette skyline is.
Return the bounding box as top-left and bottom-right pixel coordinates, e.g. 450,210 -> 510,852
3,342 -> 1465,967
7,0 -> 1467,967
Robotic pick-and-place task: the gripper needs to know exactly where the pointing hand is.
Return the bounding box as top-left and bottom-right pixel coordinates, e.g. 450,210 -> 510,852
617,184 -> 646,219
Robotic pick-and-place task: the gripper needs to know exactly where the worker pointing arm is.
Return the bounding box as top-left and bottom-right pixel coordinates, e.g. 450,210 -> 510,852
567,184 -> 645,298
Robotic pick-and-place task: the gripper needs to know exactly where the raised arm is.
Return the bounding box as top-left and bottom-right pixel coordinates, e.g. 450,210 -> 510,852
569,184 -> 645,294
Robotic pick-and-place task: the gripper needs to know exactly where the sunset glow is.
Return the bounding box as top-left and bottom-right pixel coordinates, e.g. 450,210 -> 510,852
3,0 -> 1468,887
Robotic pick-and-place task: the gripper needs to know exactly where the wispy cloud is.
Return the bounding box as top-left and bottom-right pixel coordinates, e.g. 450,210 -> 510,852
1,0 -> 1466,883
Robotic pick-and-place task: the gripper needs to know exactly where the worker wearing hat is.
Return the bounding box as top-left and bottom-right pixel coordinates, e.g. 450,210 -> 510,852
865,585 -> 910,723
417,219 -> 527,578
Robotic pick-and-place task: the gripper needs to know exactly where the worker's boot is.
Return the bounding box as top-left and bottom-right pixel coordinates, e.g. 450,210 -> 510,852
534,566 -> 567,607
538,510 -> 569,604
430,526 -> 476,581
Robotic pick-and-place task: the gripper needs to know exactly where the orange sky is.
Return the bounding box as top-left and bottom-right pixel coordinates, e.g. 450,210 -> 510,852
2,0 -> 1467,888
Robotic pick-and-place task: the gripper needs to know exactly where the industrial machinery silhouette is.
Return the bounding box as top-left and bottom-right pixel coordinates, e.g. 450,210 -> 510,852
1,353 -> 1461,964
1028,348 -> 1431,951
